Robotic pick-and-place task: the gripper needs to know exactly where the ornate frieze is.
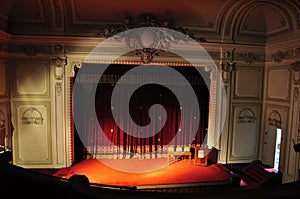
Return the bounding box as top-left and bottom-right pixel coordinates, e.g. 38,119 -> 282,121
242,52 -> 257,64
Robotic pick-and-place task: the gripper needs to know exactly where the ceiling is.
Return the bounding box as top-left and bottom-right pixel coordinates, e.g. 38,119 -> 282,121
0,0 -> 300,44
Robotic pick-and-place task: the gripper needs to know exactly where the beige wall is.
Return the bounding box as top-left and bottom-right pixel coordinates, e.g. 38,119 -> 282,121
1,30 -> 299,183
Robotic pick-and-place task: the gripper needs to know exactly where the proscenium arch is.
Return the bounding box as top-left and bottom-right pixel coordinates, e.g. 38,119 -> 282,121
69,28 -> 227,172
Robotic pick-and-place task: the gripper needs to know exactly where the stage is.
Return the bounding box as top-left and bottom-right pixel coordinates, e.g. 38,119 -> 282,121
53,158 -> 231,191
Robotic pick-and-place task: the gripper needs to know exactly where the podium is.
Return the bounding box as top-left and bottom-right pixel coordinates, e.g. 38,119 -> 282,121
194,146 -> 208,166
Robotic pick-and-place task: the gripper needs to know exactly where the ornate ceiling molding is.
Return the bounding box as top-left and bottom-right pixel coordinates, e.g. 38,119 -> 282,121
90,13 -> 206,64
95,13 -> 205,42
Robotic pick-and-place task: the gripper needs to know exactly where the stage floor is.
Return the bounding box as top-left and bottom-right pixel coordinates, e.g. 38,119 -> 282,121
53,158 -> 230,187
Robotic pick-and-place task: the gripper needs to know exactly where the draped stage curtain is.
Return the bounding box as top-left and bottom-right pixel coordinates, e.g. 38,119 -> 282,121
71,64 -> 209,161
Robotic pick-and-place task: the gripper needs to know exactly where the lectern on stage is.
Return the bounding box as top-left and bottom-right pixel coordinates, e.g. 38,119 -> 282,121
194,146 -> 208,166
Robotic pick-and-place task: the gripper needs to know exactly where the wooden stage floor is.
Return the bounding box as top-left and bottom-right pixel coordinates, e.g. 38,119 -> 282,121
53,158 -> 230,188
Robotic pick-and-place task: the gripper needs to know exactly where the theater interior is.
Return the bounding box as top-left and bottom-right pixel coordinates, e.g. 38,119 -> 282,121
1,0 -> 300,198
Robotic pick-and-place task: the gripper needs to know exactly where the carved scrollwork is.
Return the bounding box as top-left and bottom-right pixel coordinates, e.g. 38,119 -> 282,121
220,48 -> 236,88
52,57 -> 66,79
21,107 -> 44,125
294,87 -> 299,102
242,52 -> 256,64
272,51 -> 286,63
91,13 -> 206,64
237,108 -> 256,123
291,61 -> 300,84
95,13 -> 205,41
268,110 -> 282,128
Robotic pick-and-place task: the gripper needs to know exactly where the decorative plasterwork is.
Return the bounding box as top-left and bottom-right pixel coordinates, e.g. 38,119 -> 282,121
21,107 -> 44,125
51,57 -> 66,97
291,61 -> 300,84
291,61 -> 300,102
219,48 -> 236,88
242,52 -> 257,64
90,13 -> 206,64
94,13 -> 206,42
272,51 -> 287,63
51,0 -> 64,30
51,57 -> 66,80
224,0 -> 245,36
237,108 -> 256,123
268,110 -> 282,128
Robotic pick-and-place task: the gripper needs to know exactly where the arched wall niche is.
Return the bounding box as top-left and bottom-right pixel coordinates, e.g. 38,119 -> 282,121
217,0 -> 300,44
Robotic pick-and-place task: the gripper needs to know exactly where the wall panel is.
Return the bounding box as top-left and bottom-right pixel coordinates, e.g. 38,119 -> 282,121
228,104 -> 261,163
13,101 -> 52,166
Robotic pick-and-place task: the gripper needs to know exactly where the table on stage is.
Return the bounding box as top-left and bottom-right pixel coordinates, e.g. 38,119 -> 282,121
167,151 -> 192,165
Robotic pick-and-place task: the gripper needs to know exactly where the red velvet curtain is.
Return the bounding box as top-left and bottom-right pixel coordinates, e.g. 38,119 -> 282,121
71,64 -> 209,160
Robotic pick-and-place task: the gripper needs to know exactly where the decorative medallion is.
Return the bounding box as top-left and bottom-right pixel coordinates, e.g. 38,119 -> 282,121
21,108 -> 44,125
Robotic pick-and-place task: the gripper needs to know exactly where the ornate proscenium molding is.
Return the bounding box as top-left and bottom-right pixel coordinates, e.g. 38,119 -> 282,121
51,56 -> 67,96
51,56 -> 67,80
92,13 -> 206,64
219,48 -> 236,88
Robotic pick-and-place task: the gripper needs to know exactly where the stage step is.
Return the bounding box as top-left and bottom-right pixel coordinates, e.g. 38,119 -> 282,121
239,160 -> 282,188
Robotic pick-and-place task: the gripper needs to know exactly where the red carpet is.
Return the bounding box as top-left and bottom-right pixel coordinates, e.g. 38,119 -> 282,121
53,158 -> 230,187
